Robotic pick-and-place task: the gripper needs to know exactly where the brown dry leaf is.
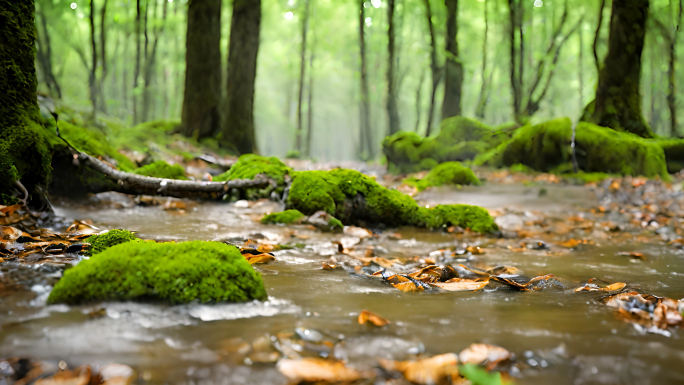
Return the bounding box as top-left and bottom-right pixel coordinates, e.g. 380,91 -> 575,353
559,239 -> 594,248
344,226 -> 373,239
1,226 -> 22,241
430,278 -> 490,292
0,205 -> 29,226
244,253 -> 276,264
459,343 -> 511,371
34,366 -> 91,385
575,282 -> 626,292
322,261 -> 338,270
277,358 -> 364,383
601,291 -> 683,331
379,353 -> 459,385
392,281 -> 424,292
358,310 -> 390,326
616,251 -> 646,260
163,199 -> 187,211
66,220 -> 100,236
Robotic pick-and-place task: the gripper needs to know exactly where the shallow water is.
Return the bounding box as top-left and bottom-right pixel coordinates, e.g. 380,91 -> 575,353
1,184 -> 684,384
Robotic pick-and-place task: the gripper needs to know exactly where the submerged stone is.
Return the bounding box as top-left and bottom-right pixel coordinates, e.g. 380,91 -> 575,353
404,162 -> 481,191
47,240 -> 268,304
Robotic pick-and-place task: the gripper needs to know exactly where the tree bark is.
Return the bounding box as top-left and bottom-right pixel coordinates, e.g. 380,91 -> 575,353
386,0 -> 401,135
507,0 -> 523,124
89,0 -> 98,118
221,0 -> 261,154
296,0 -> 311,153
593,0 -> 606,71
582,0 -> 654,138
98,0 -> 108,114
142,0 -> 165,122
422,0 -> 440,136
36,9 -> 62,99
305,0 -> 317,157
475,0 -> 489,119
134,0 -> 142,124
441,0 -> 463,119
358,0 -> 373,159
181,0 -> 222,140
414,70 -> 425,132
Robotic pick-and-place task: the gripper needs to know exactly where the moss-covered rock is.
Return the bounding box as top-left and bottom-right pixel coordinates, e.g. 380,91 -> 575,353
215,154 -> 292,184
382,117 -> 513,174
404,162 -> 481,191
85,229 -> 138,256
261,210 -> 306,225
286,169 -> 497,232
48,240 -> 267,304
133,160 -> 188,180
653,138 -> 684,173
475,118 -> 668,178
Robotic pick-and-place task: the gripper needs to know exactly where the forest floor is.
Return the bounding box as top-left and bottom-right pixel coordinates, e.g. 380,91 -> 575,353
1,161 -> 684,384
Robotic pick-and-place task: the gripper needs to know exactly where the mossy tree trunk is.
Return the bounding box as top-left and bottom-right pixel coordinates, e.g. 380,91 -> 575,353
582,0 -> 654,138
181,0 -> 222,140
442,0 -> 463,120
386,0 -> 401,135
221,0 -> 261,155
0,0 -> 51,204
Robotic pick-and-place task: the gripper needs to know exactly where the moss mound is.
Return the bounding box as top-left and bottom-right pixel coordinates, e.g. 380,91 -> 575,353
382,117 -> 513,174
85,229 -> 138,256
475,118 -> 668,178
261,210 -> 306,225
48,240 -> 267,304
286,169 -> 497,232
653,138 -> 684,173
215,154 -> 292,184
404,162 -> 481,191
133,160 -> 188,180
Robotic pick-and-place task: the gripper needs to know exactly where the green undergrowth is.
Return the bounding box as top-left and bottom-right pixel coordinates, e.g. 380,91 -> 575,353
57,120 -> 137,171
404,162 -> 481,191
85,229 -> 138,256
133,160 -> 188,180
475,118 -> 669,179
261,209 -> 306,225
48,240 -> 267,304
382,117 -> 515,174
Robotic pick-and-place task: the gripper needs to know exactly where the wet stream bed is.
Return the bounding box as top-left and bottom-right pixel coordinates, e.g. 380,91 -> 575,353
2,179 -> 684,384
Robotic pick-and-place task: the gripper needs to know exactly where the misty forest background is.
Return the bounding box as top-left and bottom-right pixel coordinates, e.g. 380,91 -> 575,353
34,0 -> 684,161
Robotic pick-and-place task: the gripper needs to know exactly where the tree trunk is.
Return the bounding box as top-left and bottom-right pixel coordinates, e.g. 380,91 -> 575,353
475,0 -> 489,119
593,0 -> 606,71
142,0 -> 161,123
98,0 -> 108,114
386,0 -> 400,135
134,0 -> 142,124
305,0 -> 317,157
422,0 -> 440,136
221,0 -> 261,154
89,0 -> 98,119
582,0 -> 653,138
296,0 -> 311,154
441,0 -> 463,119
181,0 -> 222,140
36,9 -> 62,99
414,70 -> 425,132
358,0 -> 373,159
507,0 -> 523,124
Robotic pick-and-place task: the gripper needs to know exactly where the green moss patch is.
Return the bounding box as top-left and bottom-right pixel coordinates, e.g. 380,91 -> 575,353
653,138 -> 684,173
85,229 -> 138,256
475,118 -> 668,178
286,169 -> 497,232
214,154 -> 292,184
48,240 -> 267,304
133,160 -> 188,180
404,162 -> 481,191
58,121 -> 136,171
382,117 -> 513,174
261,210 -> 306,225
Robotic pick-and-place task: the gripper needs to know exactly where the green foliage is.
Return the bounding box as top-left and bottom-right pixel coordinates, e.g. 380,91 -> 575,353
85,229 -> 138,256
382,117 -> 511,174
48,240 -> 268,304
287,168 -> 497,232
214,154 -> 292,184
459,364 -> 508,385
286,150 -> 301,159
404,162 -> 481,191
57,121 -> 137,171
133,160 -> 188,180
261,209 -> 306,225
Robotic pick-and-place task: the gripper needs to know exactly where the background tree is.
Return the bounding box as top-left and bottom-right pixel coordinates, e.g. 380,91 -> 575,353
386,0 -> 401,135
441,0 -> 463,119
358,0 -> 373,159
221,0 -> 262,154
181,0 -> 222,140
296,0 -> 311,154
582,0 -> 654,138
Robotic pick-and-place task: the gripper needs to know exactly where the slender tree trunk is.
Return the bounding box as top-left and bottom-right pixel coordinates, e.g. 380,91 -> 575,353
649,43 -> 658,129
305,0 -> 317,157
36,10 -> 62,99
386,0 -> 400,135
582,0 -> 653,138
593,0 -> 606,71
579,14 -> 584,110
134,0 -> 141,124
89,0 -> 98,118
414,70 -> 426,132
296,0 -> 311,154
442,0 -> 463,119
475,0 -> 489,119
221,0 -> 261,154
181,0 -> 222,139
123,31 -> 129,117
422,0 -> 440,136
98,0 -> 108,114
358,0 -> 373,159
142,0 -> 167,123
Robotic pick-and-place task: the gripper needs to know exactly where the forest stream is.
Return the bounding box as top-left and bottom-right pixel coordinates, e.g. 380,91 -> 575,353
2,168 -> 683,385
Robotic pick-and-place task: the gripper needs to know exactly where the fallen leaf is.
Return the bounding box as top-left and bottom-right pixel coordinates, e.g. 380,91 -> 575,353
322,261 -> 338,270
429,278 -> 490,292
277,358 -> 364,383
344,226 -> 373,239
66,220 -> 100,236
616,251 -> 646,260
358,310 -> 390,326
379,353 -> 459,385
575,282 -> 626,292
458,343 -> 511,371
34,366 -> 91,385
244,253 -> 276,264
466,246 -> 484,255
